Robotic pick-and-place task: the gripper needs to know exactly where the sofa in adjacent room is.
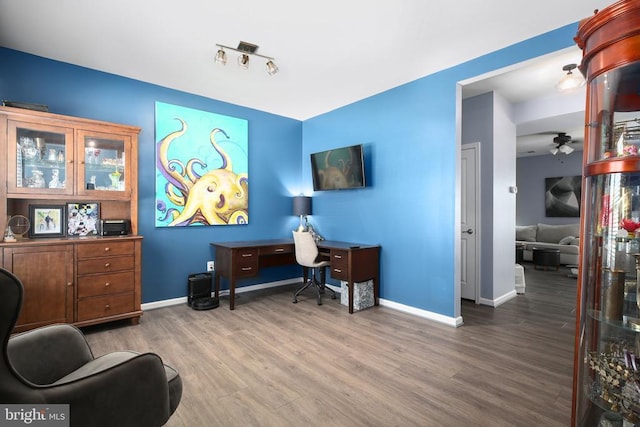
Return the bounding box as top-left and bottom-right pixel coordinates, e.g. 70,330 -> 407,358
516,223 -> 580,266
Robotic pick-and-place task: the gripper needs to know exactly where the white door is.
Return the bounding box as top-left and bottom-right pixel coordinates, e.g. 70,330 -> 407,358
461,143 -> 480,302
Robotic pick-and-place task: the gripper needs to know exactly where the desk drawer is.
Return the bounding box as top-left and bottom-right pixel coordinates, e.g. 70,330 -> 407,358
77,293 -> 134,321
77,241 -> 134,259
260,244 -> 293,256
78,271 -> 134,298
233,249 -> 259,277
330,250 -> 349,280
77,256 -> 134,275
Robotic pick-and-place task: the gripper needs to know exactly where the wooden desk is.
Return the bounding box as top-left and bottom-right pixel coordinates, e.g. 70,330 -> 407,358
211,239 -> 380,314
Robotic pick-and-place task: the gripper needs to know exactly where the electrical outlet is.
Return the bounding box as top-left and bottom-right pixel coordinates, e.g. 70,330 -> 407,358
207,261 -> 215,271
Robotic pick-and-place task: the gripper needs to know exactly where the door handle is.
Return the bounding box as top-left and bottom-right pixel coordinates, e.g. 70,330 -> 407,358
463,228 -> 474,234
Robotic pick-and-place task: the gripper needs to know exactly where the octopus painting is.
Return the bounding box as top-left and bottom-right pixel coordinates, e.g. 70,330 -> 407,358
155,103 -> 248,227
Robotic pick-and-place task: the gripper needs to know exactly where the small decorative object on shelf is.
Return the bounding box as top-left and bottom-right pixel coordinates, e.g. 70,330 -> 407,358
3,224 -> 15,243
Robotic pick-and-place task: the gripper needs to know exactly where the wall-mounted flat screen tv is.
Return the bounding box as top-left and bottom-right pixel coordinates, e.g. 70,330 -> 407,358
311,144 -> 366,191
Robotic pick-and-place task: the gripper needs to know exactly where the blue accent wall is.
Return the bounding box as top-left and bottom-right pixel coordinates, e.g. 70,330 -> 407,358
0,47 -> 303,302
0,22 -> 580,317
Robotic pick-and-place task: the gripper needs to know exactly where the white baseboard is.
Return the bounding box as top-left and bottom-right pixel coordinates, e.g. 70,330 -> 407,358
378,299 -> 463,327
479,289 -> 517,308
141,278 -> 300,311
141,278 -> 463,328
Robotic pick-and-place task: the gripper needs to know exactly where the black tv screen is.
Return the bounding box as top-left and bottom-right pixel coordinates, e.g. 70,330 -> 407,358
311,144 -> 365,191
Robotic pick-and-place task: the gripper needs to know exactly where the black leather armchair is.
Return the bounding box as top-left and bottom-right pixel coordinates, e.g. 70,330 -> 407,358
0,268 -> 182,426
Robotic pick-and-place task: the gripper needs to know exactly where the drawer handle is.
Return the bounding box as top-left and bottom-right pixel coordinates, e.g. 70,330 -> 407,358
241,267 -> 253,271
334,255 -> 342,259
104,263 -> 110,268
275,248 -> 284,252
67,282 -> 73,287
105,282 -> 111,287
105,304 -> 110,309
104,247 -> 111,252
242,253 -> 253,257
334,268 -> 342,273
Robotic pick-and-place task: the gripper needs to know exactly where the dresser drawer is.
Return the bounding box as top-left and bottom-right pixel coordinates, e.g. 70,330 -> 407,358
77,271 -> 134,298
77,256 -> 134,275
330,250 -> 349,280
77,241 -> 134,259
233,249 -> 259,277
77,293 -> 134,322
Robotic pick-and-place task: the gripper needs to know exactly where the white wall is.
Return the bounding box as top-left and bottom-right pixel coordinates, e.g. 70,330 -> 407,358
492,92 -> 517,301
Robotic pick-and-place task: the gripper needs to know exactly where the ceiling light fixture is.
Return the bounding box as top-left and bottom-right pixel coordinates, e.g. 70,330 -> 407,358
558,144 -> 575,154
214,41 -> 278,76
555,63 -> 585,92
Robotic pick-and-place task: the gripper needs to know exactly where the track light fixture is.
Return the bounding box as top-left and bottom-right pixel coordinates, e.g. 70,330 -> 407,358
215,41 -> 279,76
555,63 -> 585,92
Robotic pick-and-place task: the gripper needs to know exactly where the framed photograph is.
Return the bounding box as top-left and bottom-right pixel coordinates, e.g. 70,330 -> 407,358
66,202 -> 100,237
28,205 -> 65,238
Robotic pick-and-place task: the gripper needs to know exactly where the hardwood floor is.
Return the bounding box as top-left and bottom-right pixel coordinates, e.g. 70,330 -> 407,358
83,263 -> 577,426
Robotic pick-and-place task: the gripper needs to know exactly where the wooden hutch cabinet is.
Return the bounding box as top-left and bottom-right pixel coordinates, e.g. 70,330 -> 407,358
573,1 -> 640,425
0,105 -> 142,333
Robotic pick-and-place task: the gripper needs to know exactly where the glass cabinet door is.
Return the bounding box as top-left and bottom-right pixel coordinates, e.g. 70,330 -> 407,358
6,121 -> 74,195
585,61 -> 640,163
76,130 -> 131,198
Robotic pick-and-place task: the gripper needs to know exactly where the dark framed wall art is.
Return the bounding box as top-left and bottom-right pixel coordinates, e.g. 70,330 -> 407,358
545,175 -> 581,218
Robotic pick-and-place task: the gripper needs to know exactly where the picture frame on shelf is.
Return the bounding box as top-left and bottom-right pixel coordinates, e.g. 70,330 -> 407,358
28,205 -> 65,238
66,202 -> 100,237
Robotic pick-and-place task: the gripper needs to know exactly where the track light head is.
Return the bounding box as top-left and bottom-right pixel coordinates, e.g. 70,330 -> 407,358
266,60 -> 279,76
214,48 -> 227,65
238,54 -> 250,69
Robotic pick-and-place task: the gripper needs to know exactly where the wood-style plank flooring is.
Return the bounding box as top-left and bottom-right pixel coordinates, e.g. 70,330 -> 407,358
83,263 -> 577,426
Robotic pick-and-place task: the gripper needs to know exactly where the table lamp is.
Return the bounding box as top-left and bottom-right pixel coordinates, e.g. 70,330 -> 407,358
293,196 -> 311,232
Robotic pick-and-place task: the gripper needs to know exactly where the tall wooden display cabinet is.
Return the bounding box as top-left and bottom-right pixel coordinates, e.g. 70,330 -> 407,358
0,106 -> 143,333
573,1 -> 640,425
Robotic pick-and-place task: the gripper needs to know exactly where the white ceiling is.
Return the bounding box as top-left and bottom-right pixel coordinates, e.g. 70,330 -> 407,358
0,0 -> 613,155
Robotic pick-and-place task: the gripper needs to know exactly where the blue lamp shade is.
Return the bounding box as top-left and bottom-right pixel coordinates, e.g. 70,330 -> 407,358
293,196 -> 311,216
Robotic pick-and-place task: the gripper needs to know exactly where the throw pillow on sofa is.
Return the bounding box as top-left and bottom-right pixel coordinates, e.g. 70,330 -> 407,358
559,236 -> 575,245
516,225 -> 537,242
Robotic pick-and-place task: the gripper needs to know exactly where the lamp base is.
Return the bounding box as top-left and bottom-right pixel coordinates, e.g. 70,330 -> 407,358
297,215 -> 307,232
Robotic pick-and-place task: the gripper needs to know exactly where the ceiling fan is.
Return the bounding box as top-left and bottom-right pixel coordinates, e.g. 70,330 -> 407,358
550,132 -> 575,155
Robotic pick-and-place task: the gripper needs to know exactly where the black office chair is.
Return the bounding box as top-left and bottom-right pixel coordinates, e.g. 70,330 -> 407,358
0,267 -> 182,427
292,231 -> 336,305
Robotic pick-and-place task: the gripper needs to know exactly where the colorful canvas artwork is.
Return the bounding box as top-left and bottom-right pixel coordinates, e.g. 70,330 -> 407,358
155,102 -> 249,227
